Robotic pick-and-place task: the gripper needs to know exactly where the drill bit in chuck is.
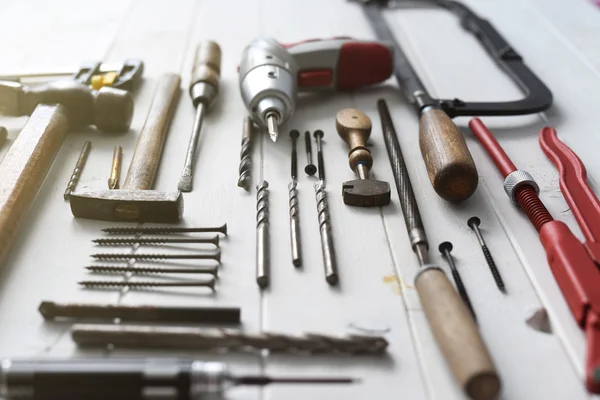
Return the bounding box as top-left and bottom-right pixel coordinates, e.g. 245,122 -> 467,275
71,324 -> 389,354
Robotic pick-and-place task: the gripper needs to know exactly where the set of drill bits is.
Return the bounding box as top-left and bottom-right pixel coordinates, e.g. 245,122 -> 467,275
81,224 -> 227,292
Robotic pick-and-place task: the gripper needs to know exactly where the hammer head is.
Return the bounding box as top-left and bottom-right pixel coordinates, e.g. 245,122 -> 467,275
342,179 -> 391,207
70,190 -> 183,223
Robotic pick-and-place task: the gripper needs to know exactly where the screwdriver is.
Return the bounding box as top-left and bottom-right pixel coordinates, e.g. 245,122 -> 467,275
178,41 -> 221,192
0,358 -> 356,400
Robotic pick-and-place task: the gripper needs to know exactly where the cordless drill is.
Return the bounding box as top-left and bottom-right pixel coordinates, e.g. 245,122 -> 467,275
239,37 -> 393,142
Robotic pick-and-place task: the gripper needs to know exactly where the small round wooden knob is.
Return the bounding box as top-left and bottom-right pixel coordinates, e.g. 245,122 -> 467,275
335,109 -> 373,172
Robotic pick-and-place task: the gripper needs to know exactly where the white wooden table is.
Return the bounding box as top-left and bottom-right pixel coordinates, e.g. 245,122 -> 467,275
0,0 -> 599,399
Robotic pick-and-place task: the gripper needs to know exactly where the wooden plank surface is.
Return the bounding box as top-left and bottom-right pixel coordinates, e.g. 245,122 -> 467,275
0,0 -> 598,399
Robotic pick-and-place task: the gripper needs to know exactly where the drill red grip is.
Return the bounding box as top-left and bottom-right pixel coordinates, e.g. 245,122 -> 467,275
469,118 -> 517,178
336,42 -> 393,90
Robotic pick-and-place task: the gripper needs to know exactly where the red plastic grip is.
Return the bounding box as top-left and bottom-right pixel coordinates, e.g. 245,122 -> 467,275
469,118 -> 517,178
336,42 -> 393,90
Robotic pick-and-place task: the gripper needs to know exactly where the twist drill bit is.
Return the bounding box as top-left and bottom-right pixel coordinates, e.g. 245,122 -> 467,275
314,181 -> 338,285
91,252 -> 221,262
288,130 -> 302,267
85,265 -> 219,276
468,217 -> 506,293
38,301 -> 241,324
79,279 -> 216,291
71,324 -> 389,354
108,145 -> 122,189
63,141 -> 91,200
103,223 -> 227,236
256,181 -> 270,288
92,236 -> 219,247
237,117 -> 253,190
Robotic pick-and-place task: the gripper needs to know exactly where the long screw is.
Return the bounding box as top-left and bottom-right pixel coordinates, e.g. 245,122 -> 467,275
304,131 -> 317,176
108,145 -> 122,189
92,236 -> 219,247
63,141 -> 91,200
103,224 -> 227,236
467,217 -> 506,293
256,181 -> 270,288
314,181 -> 338,285
313,130 -> 325,181
288,130 -> 302,267
79,279 -> 216,291
438,242 -> 477,321
237,117 -> 253,190
91,252 -> 221,262
71,324 -> 389,354
85,265 -> 219,276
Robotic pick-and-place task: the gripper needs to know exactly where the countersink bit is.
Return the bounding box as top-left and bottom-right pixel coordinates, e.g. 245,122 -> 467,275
71,324 -> 389,354
468,216 -> 506,293
63,141 -> 91,200
103,223 -> 227,236
39,301 -> 241,324
79,279 -> 216,291
256,181 -> 270,288
288,130 -> 302,267
92,236 -> 219,247
108,145 -> 122,189
304,131 -> 317,176
439,242 -> 477,322
91,252 -> 221,262
314,181 -> 338,285
237,117 -> 253,190
86,265 -> 219,276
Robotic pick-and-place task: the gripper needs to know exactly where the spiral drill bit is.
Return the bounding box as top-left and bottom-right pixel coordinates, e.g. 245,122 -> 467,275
79,279 -> 216,291
256,181 -> 270,288
71,324 -> 389,354
85,265 -> 219,276
314,181 -> 338,285
237,117 -> 253,190
288,130 -> 302,267
92,236 -> 219,247
63,141 -> 91,200
91,252 -> 221,262
103,224 -> 227,236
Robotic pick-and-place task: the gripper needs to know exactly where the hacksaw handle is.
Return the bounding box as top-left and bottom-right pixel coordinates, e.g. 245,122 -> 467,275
123,73 -> 181,190
415,267 -> 500,400
419,108 -> 478,201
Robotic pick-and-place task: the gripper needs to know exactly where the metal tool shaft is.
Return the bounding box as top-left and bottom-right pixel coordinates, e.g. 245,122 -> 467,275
63,141 -> 91,200
178,103 -> 205,191
314,181 -> 338,285
288,180 -> 302,267
256,181 -> 270,288
71,324 -> 389,354
108,145 -> 122,189
237,117 -> 253,190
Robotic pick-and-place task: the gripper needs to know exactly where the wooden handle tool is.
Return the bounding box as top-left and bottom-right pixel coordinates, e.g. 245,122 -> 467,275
419,108 -> 478,202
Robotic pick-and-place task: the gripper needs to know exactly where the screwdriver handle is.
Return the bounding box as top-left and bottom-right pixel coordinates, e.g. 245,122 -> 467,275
419,108 -> 478,201
189,40 -> 221,108
335,109 -> 373,173
415,267 -> 500,400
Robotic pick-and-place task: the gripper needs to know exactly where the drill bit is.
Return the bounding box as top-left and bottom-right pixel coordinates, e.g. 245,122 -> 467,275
85,265 -> 219,276
108,145 -> 122,189
71,324 -> 389,354
79,279 -> 216,291
103,223 -> 227,236
237,117 -> 253,190
63,141 -> 91,200
256,181 -> 270,288
39,301 -> 241,324
178,41 -> 221,192
288,130 -> 302,267
265,111 -> 280,142
92,236 -> 219,247
91,252 -> 221,262
314,181 -> 338,285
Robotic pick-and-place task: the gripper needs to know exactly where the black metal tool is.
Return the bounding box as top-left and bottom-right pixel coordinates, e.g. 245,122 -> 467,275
356,0 -> 553,203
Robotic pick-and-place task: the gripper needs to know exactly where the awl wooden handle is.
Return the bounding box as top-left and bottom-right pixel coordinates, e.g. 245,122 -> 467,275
416,267 -> 500,400
123,73 -> 181,190
419,109 -> 478,201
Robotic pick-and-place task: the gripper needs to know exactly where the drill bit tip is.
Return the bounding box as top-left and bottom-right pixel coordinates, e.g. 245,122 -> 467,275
265,112 -> 279,142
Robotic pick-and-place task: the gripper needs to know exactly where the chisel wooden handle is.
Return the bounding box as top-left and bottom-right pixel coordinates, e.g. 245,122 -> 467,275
123,73 -> 181,190
416,267 -> 500,400
419,109 -> 478,201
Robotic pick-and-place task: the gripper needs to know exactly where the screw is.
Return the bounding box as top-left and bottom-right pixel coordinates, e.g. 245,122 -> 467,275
467,217 -> 506,293
438,242 -> 477,322
79,279 -> 216,291
102,224 -> 227,236
91,252 -> 221,262
290,130 -> 299,180
304,131 -> 317,176
85,265 -> 219,276
313,130 -> 325,182
92,236 -> 219,247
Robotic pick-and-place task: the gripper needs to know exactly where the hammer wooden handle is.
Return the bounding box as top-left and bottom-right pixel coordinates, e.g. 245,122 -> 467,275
419,109 -> 478,202
123,73 -> 181,190
416,267 -> 500,400
0,105 -> 70,264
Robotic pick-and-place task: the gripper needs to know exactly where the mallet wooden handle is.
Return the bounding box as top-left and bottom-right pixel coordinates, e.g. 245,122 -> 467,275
123,73 -> 181,190
0,105 -> 70,264
416,267 -> 500,400
419,109 -> 478,202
